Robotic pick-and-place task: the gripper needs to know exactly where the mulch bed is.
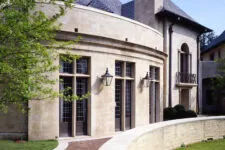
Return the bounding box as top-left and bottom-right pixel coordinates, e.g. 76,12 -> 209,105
66,138 -> 111,150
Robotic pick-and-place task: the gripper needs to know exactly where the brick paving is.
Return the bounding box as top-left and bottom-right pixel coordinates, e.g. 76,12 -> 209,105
66,138 -> 111,150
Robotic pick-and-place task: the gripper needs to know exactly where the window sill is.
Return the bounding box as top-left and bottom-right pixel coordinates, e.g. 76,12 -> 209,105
176,83 -> 197,88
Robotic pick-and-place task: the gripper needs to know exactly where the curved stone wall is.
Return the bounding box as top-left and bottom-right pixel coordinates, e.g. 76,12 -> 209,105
37,3 -> 163,52
99,117 -> 225,150
27,3 -> 167,140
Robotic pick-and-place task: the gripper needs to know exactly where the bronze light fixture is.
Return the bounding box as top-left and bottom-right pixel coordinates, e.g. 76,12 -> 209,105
102,68 -> 113,86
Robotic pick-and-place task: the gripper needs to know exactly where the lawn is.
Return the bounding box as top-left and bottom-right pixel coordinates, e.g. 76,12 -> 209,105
0,140 -> 58,150
176,139 -> 225,150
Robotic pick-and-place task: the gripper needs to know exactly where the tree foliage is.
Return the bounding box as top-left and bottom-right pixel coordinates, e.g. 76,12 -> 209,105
0,0 -> 82,113
200,31 -> 217,51
213,58 -> 225,99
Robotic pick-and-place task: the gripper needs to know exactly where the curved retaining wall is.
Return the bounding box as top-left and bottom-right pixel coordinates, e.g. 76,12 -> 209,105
99,117 -> 225,150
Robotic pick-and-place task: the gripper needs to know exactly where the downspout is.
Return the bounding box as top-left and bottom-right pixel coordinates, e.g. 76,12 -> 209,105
196,34 -> 201,114
163,18 -> 167,109
168,23 -> 174,107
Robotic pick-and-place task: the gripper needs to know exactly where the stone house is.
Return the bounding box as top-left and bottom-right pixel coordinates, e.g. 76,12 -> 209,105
0,0 -> 210,140
200,31 -> 225,114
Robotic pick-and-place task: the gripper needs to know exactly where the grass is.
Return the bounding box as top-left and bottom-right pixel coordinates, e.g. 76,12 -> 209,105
176,139 -> 225,150
0,140 -> 58,150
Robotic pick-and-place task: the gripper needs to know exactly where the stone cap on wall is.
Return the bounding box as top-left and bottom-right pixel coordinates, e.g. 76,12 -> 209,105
99,116 -> 225,150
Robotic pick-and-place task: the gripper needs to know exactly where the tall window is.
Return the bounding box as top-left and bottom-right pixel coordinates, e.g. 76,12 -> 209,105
210,53 -> 215,61
59,56 -> 90,137
177,43 -> 192,83
149,66 -> 160,123
115,79 -> 122,131
180,43 -> 190,74
115,61 -> 135,131
218,50 -> 221,59
59,77 -> 73,137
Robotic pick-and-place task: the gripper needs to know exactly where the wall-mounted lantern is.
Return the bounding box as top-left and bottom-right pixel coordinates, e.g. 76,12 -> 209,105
143,72 -> 150,87
102,68 -> 113,86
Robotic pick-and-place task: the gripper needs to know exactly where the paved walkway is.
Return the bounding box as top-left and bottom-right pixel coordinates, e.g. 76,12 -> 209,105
67,138 -> 110,150
54,136 -> 111,150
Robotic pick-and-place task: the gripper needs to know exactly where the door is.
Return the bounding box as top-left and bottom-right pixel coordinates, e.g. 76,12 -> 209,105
181,89 -> 189,110
59,77 -> 73,137
115,80 -> 122,131
76,78 -> 88,135
150,82 -> 160,123
150,81 -> 155,123
125,80 -> 132,129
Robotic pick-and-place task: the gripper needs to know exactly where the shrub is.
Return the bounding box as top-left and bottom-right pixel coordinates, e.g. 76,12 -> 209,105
163,107 -> 177,120
185,110 -> 197,118
174,104 -> 186,119
163,105 -> 197,120
174,104 -> 186,112
175,110 -> 186,119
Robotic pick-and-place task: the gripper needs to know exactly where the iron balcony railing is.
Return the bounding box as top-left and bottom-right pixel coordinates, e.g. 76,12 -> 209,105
176,72 -> 197,84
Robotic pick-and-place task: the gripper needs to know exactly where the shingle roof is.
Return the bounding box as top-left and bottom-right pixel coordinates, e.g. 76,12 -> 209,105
163,0 -> 195,22
121,0 -> 210,32
76,0 -> 121,15
121,1 -> 134,19
204,31 -> 225,52
76,0 -> 92,5
157,0 -> 211,32
121,0 -> 195,21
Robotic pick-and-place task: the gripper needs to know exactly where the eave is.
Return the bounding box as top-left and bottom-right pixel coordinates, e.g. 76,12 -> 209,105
156,9 -> 212,34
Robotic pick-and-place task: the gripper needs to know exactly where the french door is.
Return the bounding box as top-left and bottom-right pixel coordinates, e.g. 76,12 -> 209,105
76,78 -> 88,135
115,80 -> 122,131
125,80 -> 132,129
59,77 -> 73,137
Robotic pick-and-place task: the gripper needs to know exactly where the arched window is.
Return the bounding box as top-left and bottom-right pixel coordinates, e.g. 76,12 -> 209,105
177,43 -> 193,83
180,43 -> 190,74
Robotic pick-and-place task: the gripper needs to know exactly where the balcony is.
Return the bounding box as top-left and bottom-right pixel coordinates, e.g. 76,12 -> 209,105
176,72 -> 197,88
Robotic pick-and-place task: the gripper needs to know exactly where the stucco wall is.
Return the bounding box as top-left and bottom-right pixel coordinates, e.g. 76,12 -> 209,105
171,24 -> 198,110
36,2 -> 163,52
135,0 -> 164,33
0,104 -> 28,139
160,21 -> 198,110
200,61 -> 224,114
200,61 -> 218,79
28,100 -> 59,140
26,2 -> 167,140
28,31 -> 166,140
202,44 -> 225,61
61,33 -> 165,137
99,117 -> 225,150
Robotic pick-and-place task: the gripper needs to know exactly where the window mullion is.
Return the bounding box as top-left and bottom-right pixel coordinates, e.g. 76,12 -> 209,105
72,77 -> 76,137
121,79 -> 126,131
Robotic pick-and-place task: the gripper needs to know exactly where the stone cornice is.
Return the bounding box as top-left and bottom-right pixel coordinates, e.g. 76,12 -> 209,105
55,31 -> 167,61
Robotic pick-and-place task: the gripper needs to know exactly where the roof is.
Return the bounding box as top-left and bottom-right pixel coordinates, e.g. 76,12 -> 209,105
121,0 -> 211,33
162,0 -> 194,22
121,1 -> 134,19
202,31 -> 225,53
156,0 -> 211,33
76,0 -> 122,15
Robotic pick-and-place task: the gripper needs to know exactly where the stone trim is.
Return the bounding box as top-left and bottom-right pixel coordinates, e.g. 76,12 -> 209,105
176,83 -> 198,88
99,116 -> 225,150
56,31 -> 167,61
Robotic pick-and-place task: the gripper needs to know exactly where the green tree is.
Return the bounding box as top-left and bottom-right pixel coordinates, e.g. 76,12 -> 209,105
0,0 -> 82,113
213,58 -> 225,100
200,31 -> 217,51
